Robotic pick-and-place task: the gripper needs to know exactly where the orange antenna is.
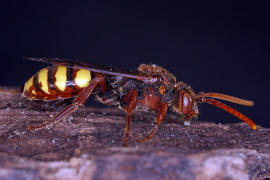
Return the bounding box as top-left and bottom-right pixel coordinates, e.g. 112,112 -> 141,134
198,92 -> 254,106
196,93 -> 256,130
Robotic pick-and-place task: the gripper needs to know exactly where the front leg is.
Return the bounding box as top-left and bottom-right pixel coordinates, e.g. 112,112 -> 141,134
28,75 -> 105,130
135,102 -> 168,143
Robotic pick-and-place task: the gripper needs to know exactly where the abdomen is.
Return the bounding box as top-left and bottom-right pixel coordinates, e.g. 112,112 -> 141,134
23,65 -> 92,100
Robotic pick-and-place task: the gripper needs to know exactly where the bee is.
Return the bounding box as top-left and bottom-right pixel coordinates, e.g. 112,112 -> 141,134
3,57 -> 256,146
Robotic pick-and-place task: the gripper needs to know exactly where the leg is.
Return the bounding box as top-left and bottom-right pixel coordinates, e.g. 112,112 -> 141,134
135,102 -> 168,143
28,75 -> 105,130
122,89 -> 137,146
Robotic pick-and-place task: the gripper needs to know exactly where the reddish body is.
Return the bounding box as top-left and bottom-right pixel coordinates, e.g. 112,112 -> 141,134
17,57 -> 257,146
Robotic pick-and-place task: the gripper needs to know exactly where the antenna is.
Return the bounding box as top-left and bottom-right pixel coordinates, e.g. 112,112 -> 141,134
196,92 -> 256,130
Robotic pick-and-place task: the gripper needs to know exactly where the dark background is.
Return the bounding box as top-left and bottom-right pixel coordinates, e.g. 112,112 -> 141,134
0,1 -> 269,128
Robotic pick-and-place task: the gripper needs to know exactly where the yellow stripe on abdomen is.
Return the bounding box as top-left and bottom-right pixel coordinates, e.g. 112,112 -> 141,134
38,68 -> 50,94
55,65 -> 67,91
74,69 -> 91,88
24,76 -> 34,92
23,75 -> 37,98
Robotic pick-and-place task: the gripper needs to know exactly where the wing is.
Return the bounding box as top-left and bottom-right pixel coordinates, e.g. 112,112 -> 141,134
24,57 -> 152,82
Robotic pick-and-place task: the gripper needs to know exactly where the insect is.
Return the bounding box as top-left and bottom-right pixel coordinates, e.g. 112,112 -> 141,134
3,57 -> 256,146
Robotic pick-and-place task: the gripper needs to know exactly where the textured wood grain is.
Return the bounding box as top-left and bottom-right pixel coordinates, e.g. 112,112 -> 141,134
0,87 -> 269,180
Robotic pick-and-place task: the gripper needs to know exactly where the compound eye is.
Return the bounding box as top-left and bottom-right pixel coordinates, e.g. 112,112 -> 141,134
179,91 -> 192,115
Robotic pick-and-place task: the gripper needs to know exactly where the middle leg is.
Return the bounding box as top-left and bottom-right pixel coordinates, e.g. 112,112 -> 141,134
122,89 -> 137,146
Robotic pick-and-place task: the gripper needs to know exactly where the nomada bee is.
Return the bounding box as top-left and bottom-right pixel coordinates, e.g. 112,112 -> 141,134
1,57 -> 256,146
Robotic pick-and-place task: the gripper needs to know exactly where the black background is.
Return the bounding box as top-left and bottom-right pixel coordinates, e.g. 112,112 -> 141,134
0,1 -> 269,128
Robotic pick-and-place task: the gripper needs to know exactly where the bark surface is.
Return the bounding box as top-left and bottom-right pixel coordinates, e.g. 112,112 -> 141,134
0,87 -> 269,180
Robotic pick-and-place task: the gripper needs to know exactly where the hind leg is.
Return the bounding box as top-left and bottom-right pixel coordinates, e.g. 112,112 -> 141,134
28,75 -> 105,130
